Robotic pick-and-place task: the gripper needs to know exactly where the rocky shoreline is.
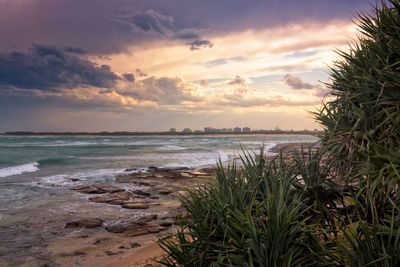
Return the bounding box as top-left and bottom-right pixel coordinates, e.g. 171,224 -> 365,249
0,142 -> 321,267
0,167 -> 216,267
64,167 -> 215,240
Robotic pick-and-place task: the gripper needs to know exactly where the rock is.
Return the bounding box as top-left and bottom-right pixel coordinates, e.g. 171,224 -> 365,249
148,166 -> 158,171
125,168 -> 137,172
94,237 -> 112,245
70,185 -> 105,194
105,215 -> 158,233
159,221 -> 173,227
105,250 -> 116,256
65,218 -> 103,229
191,171 -> 207,176
159,190 -> 172,195
124,225 -> 165,237
89,191 -> 132,204
122,203 -> 149,209
147,226 -> 164,233
70,184 -> 124,194
105,221 -> 145,233
124,228 -> 150,237
92,183 -> 125,193
132,190 -> 151,197
130,242 -> 141,248
69,178 -> 81,182
137,214 -> 158,223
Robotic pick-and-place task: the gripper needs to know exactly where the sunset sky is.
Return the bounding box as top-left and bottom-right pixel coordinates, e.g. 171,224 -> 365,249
0,0 -> 374,132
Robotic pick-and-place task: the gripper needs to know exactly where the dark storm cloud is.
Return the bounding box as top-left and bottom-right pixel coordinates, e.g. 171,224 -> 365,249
0,44 -> 119,91
174,30 -> 200,40
0,0 -> 373,55
110,9 -> 174,36
189,39 -> 213,50
123,73 -> 135,82
64,46 -> 87,54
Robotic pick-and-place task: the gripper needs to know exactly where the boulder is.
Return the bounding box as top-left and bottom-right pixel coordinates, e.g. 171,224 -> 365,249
159,189 -> 172,195
70,185 -> 105,194
92,183 -> 124,193
132,190 -> 151,197
122,203 -> 149,209
65,218 -> 104,229
105,215 -> 158,233
159,221 -> 173,227
124,225 -> 166,237
89,191 -> 132,204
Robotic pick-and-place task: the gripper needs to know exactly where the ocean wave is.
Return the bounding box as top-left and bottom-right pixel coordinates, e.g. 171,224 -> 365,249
157,145 -> 188,151
0,140 -> 176,147
34,168 -> 126,188
0,162 -> 40,178
162,151 -> 230,168
263,143 -> 277,155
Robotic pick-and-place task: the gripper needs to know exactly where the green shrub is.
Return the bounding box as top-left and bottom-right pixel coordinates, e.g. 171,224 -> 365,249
315,0 -> 400,222
158,151 -> 334,266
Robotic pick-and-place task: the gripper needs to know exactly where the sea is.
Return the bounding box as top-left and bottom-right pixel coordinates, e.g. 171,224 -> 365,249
0,134 -> 318,262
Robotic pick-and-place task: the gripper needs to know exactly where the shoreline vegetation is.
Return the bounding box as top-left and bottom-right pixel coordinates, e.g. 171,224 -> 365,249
1,130 -> 320,136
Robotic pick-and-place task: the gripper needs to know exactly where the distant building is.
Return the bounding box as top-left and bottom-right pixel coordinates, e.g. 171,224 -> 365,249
182,128 -> 192,133
169,128 -> 176,132
194,130 -> 203,133
242,127 -> 251,133
234,127 -> 242,133
204,127 -> 213,133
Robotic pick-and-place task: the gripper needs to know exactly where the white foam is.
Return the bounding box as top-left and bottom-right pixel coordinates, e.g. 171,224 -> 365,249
157,145 -> 188,151
35,168 -> 125,188
0,162 -> 40,178
162,151 -> 229,168
263,143 -> 277,155
28,140 -> 174,147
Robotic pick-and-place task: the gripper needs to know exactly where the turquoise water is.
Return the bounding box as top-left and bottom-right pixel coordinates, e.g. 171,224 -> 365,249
0,135 -> 318,227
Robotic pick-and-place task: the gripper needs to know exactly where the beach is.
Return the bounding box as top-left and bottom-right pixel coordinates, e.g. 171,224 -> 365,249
0,135 -> 318,266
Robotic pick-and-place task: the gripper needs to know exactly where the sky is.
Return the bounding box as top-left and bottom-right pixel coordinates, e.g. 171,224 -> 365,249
0,0 -> 375,132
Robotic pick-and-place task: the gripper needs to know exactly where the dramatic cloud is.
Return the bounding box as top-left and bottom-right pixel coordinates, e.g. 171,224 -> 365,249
110,9 -> 174,36
122,73 -> 135,82
0,0 -> 371,55
118,76 -> 202,105
0,44 -> 120,91
174,29 -> 200,40
282,74 -> 314,89
111,10 -> 214,51
64,46 -> 87,54
188,39 -> 214,50
0,0 -> 375,131
282,74 -> 330,97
